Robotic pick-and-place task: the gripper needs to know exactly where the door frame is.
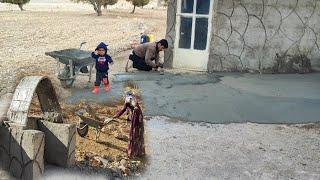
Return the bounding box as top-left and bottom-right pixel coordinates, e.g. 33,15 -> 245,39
173,0 -> 214,71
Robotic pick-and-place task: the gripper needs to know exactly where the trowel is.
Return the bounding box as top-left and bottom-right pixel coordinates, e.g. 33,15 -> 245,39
159,64 -> 164,75
159,67 -> 164,75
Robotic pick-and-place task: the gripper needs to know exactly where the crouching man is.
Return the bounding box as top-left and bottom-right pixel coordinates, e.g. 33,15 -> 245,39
126,39 -> 168,72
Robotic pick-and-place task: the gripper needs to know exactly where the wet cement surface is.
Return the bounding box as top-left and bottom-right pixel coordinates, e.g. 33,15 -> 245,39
66,72 -> 320,124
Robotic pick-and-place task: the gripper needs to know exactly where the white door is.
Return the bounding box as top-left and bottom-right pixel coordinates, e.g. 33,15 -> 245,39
173,0 -> 213,71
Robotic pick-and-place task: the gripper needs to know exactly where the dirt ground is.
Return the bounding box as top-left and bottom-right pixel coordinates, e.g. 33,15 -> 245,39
28,89 -> 145,177
0,4 -> 166,97
0,3 -> 165,178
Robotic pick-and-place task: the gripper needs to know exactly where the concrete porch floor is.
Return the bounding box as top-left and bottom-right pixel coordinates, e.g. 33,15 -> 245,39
67,72 -> 320,124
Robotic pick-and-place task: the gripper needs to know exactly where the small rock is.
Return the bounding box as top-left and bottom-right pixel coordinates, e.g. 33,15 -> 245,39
91,156 -> 103,167
76,152 -> 86,163
132,160 -> 141,165
120,159 -> 128,167
258,147 -> 266,152
118,165 -> 131,176
115,155 -> 123,162
101,127 -> 108,133
131,160 -> 142,172
103,155 -> 114,162
94,156 -> 110,168
108,124 -> 117,131
301,162 -> 307,166
111,167 -> 123,178
86,151 -> 96,158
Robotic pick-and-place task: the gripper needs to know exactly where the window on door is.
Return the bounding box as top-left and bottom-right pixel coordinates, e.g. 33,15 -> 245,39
178,0 -> 211,50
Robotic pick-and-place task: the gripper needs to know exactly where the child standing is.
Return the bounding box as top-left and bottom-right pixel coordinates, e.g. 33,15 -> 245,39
91,42 -> 113,94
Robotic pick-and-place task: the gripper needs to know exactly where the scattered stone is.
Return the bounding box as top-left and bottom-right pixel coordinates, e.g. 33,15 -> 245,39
120,159 -> 128,167
258,146 -> 266,152
130,160 -> 142,172
111,167 -> 123,178
76,151 -> 87,163
108,124 -> 117,132
103,155 -> 114,162
118,165 -> 131,176
116,155 -> 124,162
301,162 -> 307,166
99,128 -> 106,135
94,156 -> 110,168
91,156 -> 103,167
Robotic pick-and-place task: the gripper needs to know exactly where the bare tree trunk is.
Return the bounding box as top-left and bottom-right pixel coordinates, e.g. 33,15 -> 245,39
89,0 -> 98,12
88,0 -> 102,16
96,2 -> 102,16
131,5 -> 136,14
18,4 -> 25,11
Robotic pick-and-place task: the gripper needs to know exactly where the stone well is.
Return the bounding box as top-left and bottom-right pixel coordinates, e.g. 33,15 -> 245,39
0,76 -> 76,180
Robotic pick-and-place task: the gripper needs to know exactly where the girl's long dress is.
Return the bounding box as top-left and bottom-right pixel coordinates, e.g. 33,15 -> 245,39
114,103 -> 145,157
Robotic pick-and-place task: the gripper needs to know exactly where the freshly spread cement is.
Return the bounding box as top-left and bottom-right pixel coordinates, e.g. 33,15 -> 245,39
66,72 -> 320,124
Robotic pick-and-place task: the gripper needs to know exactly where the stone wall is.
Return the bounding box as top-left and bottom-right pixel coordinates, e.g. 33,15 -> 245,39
208,0 -> 320,72
0,126 -> 44,180
165,0 -> 320,72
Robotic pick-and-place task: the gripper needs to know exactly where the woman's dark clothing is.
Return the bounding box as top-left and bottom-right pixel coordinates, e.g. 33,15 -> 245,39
114,103 -> 145,157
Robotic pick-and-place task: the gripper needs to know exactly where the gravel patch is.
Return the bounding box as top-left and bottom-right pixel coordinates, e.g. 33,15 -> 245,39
142,117 -> 320,179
